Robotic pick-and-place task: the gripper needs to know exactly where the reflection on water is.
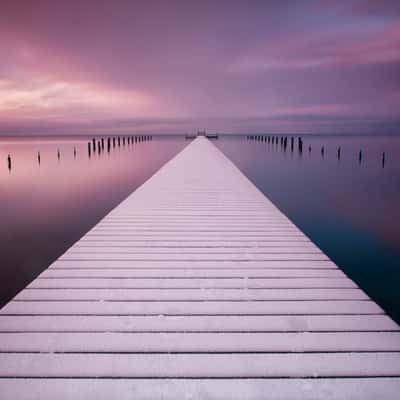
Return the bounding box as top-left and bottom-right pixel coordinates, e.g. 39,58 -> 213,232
216,134 -> 400,323
1,133 -> 400,323
0,135 -> 187,306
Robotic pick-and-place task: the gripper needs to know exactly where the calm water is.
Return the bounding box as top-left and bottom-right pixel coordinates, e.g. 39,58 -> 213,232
1,134 -> 400,323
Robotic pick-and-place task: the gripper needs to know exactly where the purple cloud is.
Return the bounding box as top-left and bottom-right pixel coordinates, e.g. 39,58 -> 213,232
0,0 -> 399,134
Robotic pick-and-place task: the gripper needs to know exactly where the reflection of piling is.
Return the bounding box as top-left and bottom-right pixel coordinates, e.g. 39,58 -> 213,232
309,145 -> 312,153
118,137 -> 121,147
382,152 -> 386,168
337,147 -> 341,160
101,138 -> 105,150
38,151 -> 41,165
113,137 -> 116,148
290,137 -> 294,152
283,137 -> 287,151
298,137 -> 303,154
359,150 -> 362,164
98,141 -> 101,155
57,149 -> 60,160
88,142 -> 91,157
7,154 -> 11,172
92,138 -> 96,152
123,137 -> 126,146
74,147 -> 77,158
107,137 -> 111,152
321,146 -> 324,157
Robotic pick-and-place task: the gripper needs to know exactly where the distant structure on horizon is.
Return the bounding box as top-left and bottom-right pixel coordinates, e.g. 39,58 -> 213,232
198,130 -> 218,139
185,131 -> 218,139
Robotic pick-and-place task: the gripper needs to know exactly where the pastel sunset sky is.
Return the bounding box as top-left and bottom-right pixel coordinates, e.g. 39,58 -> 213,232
1,0 -> 400,134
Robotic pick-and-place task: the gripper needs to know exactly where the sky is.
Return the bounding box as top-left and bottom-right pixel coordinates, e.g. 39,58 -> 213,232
0,0 -> 400,135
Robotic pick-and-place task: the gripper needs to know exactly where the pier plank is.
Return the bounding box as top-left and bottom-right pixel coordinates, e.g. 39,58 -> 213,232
1,353 -> 400,378
0,378 -> 399,400
1,315 -> 397,333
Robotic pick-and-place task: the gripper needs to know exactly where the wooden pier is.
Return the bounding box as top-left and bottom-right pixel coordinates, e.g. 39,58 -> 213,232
0,137 -> 399,399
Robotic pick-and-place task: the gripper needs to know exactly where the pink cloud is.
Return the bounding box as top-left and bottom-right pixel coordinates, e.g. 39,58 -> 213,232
231,19 -> 400,72
0,0 -> 399,134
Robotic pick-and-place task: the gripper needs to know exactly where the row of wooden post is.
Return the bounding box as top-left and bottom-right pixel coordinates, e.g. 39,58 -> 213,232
87,135 -> 152,157
5,135 -> 153,172
247,135 -> 303,153
247,135 -> 387,167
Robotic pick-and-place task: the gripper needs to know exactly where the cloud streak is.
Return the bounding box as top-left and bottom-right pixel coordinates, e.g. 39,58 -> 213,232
0,0 -> 399,134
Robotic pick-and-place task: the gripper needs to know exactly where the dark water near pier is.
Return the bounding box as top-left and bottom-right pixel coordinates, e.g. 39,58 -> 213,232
1,134 -> 400,323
